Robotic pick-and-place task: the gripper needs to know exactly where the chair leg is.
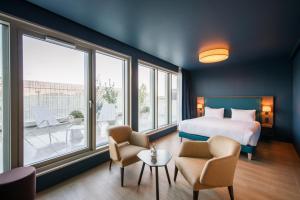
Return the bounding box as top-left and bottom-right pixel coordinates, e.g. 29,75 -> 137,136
109,159 -> 112,171
138,162 -> 145,185
65,129 -> 68,144
120,167 -> 124,187
48,127 -> 52,143
174,165 -> 178,182
228,186 -> 234,200
150,166 -> 152,173
248,153 -> 252,160
193,190 -> 199,200
164,165 -> 171,185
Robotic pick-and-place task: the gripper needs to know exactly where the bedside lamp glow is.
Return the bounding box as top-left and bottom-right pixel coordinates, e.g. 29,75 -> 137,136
262,105 -> 271,123
197,104 -> 203,109
262,105 -> 271,114
197,103 -> 203,117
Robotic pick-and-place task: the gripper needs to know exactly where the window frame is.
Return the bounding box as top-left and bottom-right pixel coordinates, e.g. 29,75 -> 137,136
94,50 -> 131,148
20,30 -> 93,167
20,29 -> 95,168
138,63 -> 156,132
0,20 -> 11,173
138,60 -> 178,134
0,13 -> 131,173
157,69 -> 169,128
170,73 -> 179,124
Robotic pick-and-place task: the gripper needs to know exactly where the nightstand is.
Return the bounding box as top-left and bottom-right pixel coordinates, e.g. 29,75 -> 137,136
261,123 -> 274,140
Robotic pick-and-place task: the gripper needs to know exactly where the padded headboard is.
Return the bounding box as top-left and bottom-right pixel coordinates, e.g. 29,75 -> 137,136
205,96 -> 262,121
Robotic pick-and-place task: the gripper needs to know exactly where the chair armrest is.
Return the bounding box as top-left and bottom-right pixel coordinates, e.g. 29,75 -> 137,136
200,156 -> 238,187
108,136 -> 121,161
130,132 -> 149,148
178,141 -> 211,158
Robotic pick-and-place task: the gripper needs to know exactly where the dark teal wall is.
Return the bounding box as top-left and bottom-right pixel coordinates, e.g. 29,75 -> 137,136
293,49 -> 300,155
190,58 -> 293,141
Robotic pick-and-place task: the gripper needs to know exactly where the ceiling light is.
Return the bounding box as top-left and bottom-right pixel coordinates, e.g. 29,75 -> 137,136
199,48 -> 229,63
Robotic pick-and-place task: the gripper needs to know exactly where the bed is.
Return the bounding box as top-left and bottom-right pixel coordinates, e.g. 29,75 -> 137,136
178,96 -> 264,160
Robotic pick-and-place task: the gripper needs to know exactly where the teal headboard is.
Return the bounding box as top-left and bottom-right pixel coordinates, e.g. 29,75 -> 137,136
205,97 -> 262,121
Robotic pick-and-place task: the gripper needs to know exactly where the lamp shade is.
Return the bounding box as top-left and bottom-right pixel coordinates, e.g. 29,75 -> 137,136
262,105 -> 271,112
199,48 -> 229,63
197,104 -> 203,109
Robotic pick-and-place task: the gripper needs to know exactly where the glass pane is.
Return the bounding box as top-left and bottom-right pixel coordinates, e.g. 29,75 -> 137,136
96,52 -> 126,146
0,23 -> 9,173
157,71 -> 168,127
138,65 -> 155,132
23,35 -> 88,165
171,74 -> 178,123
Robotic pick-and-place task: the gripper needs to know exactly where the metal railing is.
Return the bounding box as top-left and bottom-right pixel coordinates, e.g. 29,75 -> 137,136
23,80 -> 84,125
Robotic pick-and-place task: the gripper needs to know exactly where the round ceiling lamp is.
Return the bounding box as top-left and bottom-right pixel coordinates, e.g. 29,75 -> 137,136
199,48 -> 229,63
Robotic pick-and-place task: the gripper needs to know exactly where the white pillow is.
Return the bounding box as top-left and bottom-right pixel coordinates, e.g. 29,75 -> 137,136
204,107 -> 224,119
231,109 -> 256,122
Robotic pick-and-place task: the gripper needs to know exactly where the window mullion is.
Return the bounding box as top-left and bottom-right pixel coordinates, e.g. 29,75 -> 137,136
90,50 -> 96,151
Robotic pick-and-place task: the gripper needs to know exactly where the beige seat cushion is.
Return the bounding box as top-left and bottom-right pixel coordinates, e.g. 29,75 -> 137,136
119,144 -> 146,167
175,157 -> 211,190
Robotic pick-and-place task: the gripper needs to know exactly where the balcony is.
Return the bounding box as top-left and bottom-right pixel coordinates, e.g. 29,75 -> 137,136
22,80 -> 123,165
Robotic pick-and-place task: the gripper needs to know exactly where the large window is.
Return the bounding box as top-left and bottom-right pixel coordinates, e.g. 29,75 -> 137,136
138,65 -> 155,132
138,61 -> 178,132
95,52 -> 128,146
157,71 -> 168,127
0,15 -> 133,171
23,35 -> 89,165
171,74 -> 178,123
0,22 -> 9,173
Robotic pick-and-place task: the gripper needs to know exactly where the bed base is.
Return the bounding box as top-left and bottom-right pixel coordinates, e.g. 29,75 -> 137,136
179,131 -> 256,160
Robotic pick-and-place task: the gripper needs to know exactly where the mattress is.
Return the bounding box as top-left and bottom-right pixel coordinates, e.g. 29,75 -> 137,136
178,117 -> 261,146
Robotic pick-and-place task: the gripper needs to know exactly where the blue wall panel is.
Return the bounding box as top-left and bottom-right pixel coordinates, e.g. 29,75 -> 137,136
191,59 -> 293,141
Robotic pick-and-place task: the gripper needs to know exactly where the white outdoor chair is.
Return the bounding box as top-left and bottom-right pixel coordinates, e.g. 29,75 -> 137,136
96,103 -> 118,142
98,103 -> 117,123
31,106 -> 60,143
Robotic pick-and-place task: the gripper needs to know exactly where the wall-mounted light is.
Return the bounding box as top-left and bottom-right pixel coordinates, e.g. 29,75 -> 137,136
199,48 -> 229,63
197,103 -> 203,109
197,103 -> 203,116
262,105 -> 272,123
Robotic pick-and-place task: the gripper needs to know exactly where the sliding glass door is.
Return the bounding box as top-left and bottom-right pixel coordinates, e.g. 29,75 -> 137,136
22,34 -> 89,165
138,65 -> 155,132
0,22 -> 10,173
95,52 -> 127,147
157,70 -> 168,127
138,61 -> 178,132
171,74 -> 178,123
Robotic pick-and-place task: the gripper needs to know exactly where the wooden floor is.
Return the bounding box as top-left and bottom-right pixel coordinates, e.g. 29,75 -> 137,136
37,132 -> 300,200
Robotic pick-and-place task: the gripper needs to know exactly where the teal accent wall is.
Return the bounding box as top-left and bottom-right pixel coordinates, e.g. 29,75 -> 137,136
205,97 -> 261,120
191,58 -> 293,142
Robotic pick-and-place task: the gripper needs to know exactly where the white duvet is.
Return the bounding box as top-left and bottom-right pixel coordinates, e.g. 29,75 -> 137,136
178,117 -> 261,146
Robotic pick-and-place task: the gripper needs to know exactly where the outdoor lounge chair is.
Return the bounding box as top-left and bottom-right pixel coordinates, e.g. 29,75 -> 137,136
31,106 -> 60,143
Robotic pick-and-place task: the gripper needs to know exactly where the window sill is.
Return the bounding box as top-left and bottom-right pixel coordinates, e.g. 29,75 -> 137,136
36,145 -> 109,177
145,124 -> 177,136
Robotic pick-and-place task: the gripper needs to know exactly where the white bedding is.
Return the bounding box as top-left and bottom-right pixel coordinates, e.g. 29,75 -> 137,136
178,117 -> 261,146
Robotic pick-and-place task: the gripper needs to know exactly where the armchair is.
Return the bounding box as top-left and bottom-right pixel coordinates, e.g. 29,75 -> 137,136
174,135 -> 241,200
108,125 -> 149,186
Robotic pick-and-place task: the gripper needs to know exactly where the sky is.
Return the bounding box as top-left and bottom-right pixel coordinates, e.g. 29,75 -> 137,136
23,35 -> 125,87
